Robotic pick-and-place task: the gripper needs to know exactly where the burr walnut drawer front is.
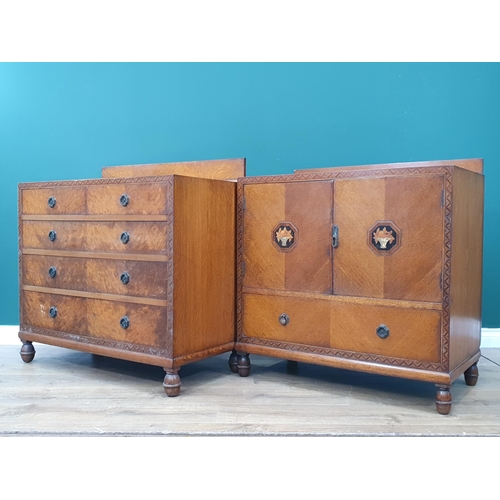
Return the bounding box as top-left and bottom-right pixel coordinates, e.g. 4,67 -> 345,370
22,291 -> 167,349
86,183 -> 169,215
22,221 -> 168,255
22,255 -> 168,299
242,293 -> 442,363
22,187 -> 86,215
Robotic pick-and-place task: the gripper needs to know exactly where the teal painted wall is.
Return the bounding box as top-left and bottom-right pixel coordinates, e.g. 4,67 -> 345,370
1,63 -> 499,326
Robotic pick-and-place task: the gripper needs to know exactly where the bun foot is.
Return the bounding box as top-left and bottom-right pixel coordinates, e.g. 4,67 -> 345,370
20,341 -> 36,363
163,370 -> 181,397
435,385 -> 452,415
464,363 -> 479,386
228,350 -> 238,373
237,353 -> 251,377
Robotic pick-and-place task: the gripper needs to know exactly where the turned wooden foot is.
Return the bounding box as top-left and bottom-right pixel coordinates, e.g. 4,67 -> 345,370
228,350 -> 239,373
464,362 -> 479,386
20,341 -> 36,363
163,370 -> 181,397
237,353 -> 251,377
435,385 -> 452,415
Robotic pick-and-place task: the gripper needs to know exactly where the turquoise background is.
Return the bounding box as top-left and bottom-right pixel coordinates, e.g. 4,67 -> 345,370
1,63 -> 498,326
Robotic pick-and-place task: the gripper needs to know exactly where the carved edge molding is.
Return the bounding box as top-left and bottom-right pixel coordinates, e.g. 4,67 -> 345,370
18,176 -> 177,189
19,325 -> 169,357
441,168 -> 452,370
165,176 -> 175,357
237,336 -> 445,372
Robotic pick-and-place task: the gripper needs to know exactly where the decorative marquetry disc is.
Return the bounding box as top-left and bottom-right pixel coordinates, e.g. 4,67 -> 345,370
273,221 -> 298,252
368,220 -> 401,255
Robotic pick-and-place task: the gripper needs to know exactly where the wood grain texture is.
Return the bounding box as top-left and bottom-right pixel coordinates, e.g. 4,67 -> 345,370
86,183 -> 168,215
86,299 -> 167,349
448,167 -> 484,371
172,176 -> 236,358
243,181 -> 333,293
22,187 -> 86,215
102,158 -> 246,180
294,158 -> 484,175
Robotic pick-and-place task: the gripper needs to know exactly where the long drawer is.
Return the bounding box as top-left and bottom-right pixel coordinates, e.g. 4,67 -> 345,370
242,293 -> 442,363
22,255 -> 168,299
22,221 -> 168,255
22,291 -> 167,349
21,183 -> 169,215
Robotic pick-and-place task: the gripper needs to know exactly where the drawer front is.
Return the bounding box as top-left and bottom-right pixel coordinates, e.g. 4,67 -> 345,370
22,255 -> 87,291
85,222 -> 167,254
22,187 -> 86,215
87,299 -> 167,349
86,260 -> 168,298
22,291 -> 87,333
22,221 -> 86,251
86,183 -> 168,215
330,303 -> 441,363
242,293 -> 331,347
242,293 -> 442,364
22,221 -> 168,255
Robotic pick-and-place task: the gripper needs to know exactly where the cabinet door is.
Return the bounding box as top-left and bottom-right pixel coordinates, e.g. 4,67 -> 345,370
243,181 -> 333,294
333,175 -> 444,302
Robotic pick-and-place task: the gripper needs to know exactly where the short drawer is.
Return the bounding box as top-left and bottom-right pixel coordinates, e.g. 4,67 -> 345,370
22,291 -> 87,333
22,187 -> 86,215
86,183 -> 168,215
22,221 -> 86,251
87,299 -> 167,349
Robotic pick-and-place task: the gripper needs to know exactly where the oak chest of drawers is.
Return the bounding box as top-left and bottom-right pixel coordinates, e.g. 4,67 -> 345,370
234,160 -> 484,414
18,173 -> 237,395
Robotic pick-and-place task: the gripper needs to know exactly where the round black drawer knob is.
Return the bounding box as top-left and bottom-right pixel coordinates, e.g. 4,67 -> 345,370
49,306 -> 58,318
120,231 -> 130,244
48,230 -> 57,242
120,272 -> 130,285
120,194 -> 129,207
120,316 -> 130,329
376,324 -> 390,339
279,313 -> 290,326
47,196 -> 56,208
48,266 -> 57,278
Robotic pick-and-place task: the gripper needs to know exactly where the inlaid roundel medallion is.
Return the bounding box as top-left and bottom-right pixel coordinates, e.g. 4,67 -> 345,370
273,221 -> 298,252
368,221 -> 401,255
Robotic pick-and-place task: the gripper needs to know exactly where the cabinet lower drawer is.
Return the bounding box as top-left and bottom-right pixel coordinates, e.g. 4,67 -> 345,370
241,293 -> 442,363
22,221 -> 168,255
22,255 -> 168,299
22,291 -> 167,349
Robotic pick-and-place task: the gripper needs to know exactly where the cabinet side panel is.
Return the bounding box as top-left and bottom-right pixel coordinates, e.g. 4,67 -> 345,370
173,177 -> 236,357
449,169 -> 484,371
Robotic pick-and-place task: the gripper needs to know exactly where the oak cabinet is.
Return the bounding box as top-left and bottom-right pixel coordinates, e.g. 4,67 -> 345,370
235,161 -> 484,414
18,173 -> 237,395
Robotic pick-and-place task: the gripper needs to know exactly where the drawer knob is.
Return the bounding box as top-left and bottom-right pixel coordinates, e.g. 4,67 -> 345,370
47,196 -> 56,208
120,272 -> 130,285
48,266 -> 57,278
120,316 -> 130,329
120,231 -> 130,244
279,313 -> 290,326
376,324 -> 390,339
120,194 -> 129,207
49,306 -> 58,318
48,230 -> 57,242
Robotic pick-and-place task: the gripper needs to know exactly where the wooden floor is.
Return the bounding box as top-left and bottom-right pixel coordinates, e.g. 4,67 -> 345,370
1,342 -> 499,436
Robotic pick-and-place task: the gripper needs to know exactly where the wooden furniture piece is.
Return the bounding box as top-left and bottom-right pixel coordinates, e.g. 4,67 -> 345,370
18,172 -> 236,396
234,160 -> 484,414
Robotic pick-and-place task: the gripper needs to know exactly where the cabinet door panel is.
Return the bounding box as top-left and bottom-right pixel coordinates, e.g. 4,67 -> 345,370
243,181 -> 333,293
333,175 -> 444,302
